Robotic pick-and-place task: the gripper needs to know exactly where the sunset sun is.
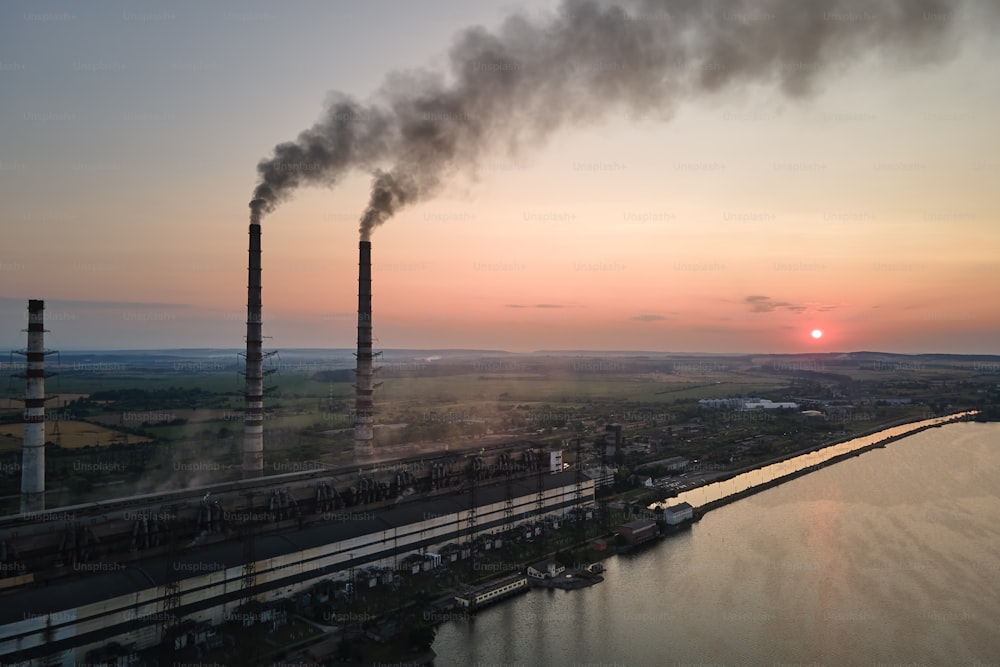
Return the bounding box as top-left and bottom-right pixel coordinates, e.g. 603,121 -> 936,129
811,329 -> 823,339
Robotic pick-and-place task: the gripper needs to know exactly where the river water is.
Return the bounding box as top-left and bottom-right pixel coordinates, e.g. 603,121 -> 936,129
432,420 -> 1000,666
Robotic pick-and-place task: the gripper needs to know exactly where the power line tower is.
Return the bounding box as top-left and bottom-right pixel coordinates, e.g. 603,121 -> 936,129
466,456 -> 478,569
503,453 -> 514,536
536,448 -> 546,554
159,509 -> 181,646
51,418 -> 62,448
575,438 -> 586,548
240,491 -> 258,610
109,412 -> 128,456
599,475 -> 613,534
234,490 -> 264,665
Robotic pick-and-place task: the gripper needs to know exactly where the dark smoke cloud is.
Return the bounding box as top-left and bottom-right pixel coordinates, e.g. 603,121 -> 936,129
253,0 -> 970,238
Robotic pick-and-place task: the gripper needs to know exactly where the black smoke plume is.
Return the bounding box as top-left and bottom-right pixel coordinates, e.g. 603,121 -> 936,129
252,0 -> 972,239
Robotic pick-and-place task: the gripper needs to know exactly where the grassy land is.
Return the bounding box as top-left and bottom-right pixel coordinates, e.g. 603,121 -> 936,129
0,420 -> 152,451
0,349 -> 993,513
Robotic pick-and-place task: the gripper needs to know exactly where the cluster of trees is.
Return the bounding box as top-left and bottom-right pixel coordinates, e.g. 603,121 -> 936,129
70,387 -> 230,412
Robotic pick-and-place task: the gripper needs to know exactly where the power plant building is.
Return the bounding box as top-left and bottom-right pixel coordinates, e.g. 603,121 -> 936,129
0,472 -> 594,665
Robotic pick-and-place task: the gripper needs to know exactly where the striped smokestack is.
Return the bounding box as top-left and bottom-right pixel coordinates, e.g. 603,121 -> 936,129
354,240 -> 375,459
20,300 -> 47,514
243,201 -> 265,477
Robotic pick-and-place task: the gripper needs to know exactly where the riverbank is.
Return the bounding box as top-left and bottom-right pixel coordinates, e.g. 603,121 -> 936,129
683,411 -> 977,518
430,415 -> 977,633
432,422 -> 1000,666
300,413 -> 978,663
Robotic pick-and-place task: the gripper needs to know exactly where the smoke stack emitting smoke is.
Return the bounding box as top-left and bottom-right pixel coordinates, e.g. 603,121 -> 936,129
354,241 -> 375,458
243,200 -> 265,477
247,0 -> 972,464
250,0 -> 970,233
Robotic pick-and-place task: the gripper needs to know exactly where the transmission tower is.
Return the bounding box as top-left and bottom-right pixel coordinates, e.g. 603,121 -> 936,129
240,491 -> 258,613
504,454 -> 514,536
467,457 -> 478,569
536,449 -> 546,554
159,509 -> 181,645
575,438 -> 586,547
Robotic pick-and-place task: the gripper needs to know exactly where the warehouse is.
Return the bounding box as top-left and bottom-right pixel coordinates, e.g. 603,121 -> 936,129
617,518 -> 659,548
663,501 -> 694,525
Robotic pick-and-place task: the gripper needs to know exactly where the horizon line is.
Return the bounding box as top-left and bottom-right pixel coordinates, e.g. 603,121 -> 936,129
6,347 -> 999,358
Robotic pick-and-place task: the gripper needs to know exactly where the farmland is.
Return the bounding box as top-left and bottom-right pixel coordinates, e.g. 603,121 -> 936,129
0,348 -> 997,514
0,420 -> 152,451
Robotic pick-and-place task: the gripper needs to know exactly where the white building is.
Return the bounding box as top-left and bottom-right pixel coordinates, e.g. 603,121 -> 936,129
698,398 -> 746,409
549,449 -> 564,473
699,397 -> 798,410
742,399 -> 799,410
527,560 -> 565,579
663,501 -> 694,525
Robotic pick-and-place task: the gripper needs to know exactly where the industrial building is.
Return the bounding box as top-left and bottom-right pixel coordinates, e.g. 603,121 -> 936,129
0,471 -> 594,665
526,560 -> 565,580
638,456 -> 689,472
663,501 -> 694,525
0,202 -> 601,666
698,398 -> 799,410
583,465 -> 617,488
616,519 -> 658,548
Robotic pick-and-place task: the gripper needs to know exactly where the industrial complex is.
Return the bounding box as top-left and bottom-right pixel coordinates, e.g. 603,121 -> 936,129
0,202 -> 597,666
0,470 -> 593,664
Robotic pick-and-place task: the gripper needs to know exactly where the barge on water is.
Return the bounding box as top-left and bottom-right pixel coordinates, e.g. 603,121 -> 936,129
454,574 -> 529,610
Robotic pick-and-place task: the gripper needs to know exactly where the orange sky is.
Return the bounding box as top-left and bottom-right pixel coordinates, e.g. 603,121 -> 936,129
1,2 -> 998,353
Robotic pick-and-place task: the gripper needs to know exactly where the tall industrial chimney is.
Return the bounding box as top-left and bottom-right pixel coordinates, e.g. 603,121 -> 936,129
243,201 -> 265,477
354,241 -> 376,459
20,300 -> 48,514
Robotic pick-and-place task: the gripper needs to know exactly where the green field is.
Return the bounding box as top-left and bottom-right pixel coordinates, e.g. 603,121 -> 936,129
1,350 -> 994,512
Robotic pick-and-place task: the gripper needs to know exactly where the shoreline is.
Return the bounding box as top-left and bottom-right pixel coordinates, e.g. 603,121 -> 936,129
682,411 -> 978,518
313,413 -> 980,662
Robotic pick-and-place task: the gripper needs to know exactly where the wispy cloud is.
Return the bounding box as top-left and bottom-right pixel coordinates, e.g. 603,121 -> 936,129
745,295 -> 806,313
742,295 -> 848,315
632,314 -> 666,322
505,303 -> 571,309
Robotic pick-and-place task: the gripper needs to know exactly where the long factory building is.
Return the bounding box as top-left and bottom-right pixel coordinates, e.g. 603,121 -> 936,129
0,471 -> 594,665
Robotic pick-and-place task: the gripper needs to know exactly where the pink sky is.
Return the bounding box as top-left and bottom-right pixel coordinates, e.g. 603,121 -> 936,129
1,2 -> 998,353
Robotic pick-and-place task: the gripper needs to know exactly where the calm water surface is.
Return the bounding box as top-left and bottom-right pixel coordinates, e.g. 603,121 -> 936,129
432,421 -> 1000,667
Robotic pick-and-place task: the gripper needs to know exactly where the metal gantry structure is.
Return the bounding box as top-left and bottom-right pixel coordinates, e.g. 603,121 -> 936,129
466,457 -> 478,567
159,512 -> 181,645
536,458 -> 546,553
575,438 -> 586,546
504,457 -> 514,535
240,491 -> 257,613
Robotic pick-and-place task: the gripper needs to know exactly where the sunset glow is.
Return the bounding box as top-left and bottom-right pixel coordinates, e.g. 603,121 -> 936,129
1,2 -> 998,355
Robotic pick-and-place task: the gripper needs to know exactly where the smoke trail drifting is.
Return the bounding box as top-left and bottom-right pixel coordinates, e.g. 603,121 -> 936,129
252,0 -> 972,238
